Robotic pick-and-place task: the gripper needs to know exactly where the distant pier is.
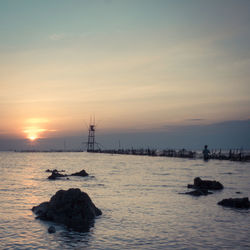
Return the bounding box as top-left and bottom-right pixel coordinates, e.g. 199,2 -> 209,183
13,147 -> 250,162
88,148 -> 250,162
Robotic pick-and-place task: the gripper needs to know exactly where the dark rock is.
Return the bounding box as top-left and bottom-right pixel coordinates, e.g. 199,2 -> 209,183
236,191 -> 242,194
32,188 -> 102,231
48,170 -> 67,180
183,189 -> 213,196
32,201 -> 49,217
48,226 -> 56,233
47,169 -> 88,180
46,169 -> 65,173
218,197 -> 250,209
71,169 -> 89,177
187,177 -> 223,190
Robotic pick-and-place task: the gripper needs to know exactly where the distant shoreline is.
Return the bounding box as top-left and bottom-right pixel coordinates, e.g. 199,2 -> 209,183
2,148 -> 249,162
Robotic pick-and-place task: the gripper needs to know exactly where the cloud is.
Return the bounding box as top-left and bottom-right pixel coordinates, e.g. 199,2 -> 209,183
97,119 -> 250,150
186,119 -> 205,121
26,118 -> 49,124
1,119 -> 249,151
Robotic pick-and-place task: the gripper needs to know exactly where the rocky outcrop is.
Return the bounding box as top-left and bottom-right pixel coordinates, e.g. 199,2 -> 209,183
71,170 -> 89,177
32,188 -> 102,232
187,177 -> 223,190
218,197 -> 250,209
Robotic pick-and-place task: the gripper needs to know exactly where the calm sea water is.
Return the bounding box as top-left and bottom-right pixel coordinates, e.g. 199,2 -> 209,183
0,152 -> 249,249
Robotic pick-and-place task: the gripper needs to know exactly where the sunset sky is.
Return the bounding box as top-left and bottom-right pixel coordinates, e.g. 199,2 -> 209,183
0,0 -> 250,150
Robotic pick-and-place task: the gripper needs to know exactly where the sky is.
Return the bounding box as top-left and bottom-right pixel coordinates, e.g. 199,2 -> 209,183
0,0 -> 250,150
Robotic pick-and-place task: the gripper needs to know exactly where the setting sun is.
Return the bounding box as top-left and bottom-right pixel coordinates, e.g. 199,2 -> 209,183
28,135 -> 37,141
24,127 -> 41,141
24,126 -> 46,141
21,117 -> 57,142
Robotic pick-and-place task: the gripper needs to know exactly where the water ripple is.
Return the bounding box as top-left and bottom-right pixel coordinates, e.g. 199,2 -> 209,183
0,152 -> 249,249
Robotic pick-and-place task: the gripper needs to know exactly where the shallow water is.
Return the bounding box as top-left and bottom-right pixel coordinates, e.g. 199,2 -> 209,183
0,152 -> 249,249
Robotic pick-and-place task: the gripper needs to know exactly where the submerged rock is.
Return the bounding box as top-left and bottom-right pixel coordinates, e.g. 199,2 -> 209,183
46,169 -> 65,173
187,177 -> 223,190
48,170 -> 67,180
183,189 -> 213,196
47,169 -> 89,180
48,226 -> 56,234
71,169 -> 89,177
32,188 -> 102,232
218,197 -> 250,209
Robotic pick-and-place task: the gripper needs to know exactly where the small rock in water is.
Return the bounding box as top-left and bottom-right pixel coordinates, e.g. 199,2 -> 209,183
71,169 -> 89,177
187,177 -> 223,190
46,169 -> 65,173
218,197 -> 250,209
47,169 -> 88,180
183,189 -> 213,196
48,226 -> 56,234
48,170 -> 67,180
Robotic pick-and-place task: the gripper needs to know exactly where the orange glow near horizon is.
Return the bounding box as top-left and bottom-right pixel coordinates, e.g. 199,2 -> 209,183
23,118 -> 52,141
23,127 -> 47,141
28,135 -> 37,141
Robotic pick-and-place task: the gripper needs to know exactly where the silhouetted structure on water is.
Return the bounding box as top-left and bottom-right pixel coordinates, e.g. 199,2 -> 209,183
84,122 -> 249,162
88,147 -> 250,162
85,117 -> 101,152
87,123 -> 96,152
89,148 -> 196,159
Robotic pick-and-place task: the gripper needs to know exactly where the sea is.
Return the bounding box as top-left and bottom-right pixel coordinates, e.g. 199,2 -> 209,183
0,152 -> 249,249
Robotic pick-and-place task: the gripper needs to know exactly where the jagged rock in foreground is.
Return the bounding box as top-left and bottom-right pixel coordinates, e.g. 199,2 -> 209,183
32,188 -> 102,232
218,197 -> 250,209
187,177 -> 224,190
71,169 -> 89,177
182,189 -> 213,196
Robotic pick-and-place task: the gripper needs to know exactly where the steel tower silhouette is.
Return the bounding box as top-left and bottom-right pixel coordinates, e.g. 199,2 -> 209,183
87,122 -> 96,152
85,116 -> 102,152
